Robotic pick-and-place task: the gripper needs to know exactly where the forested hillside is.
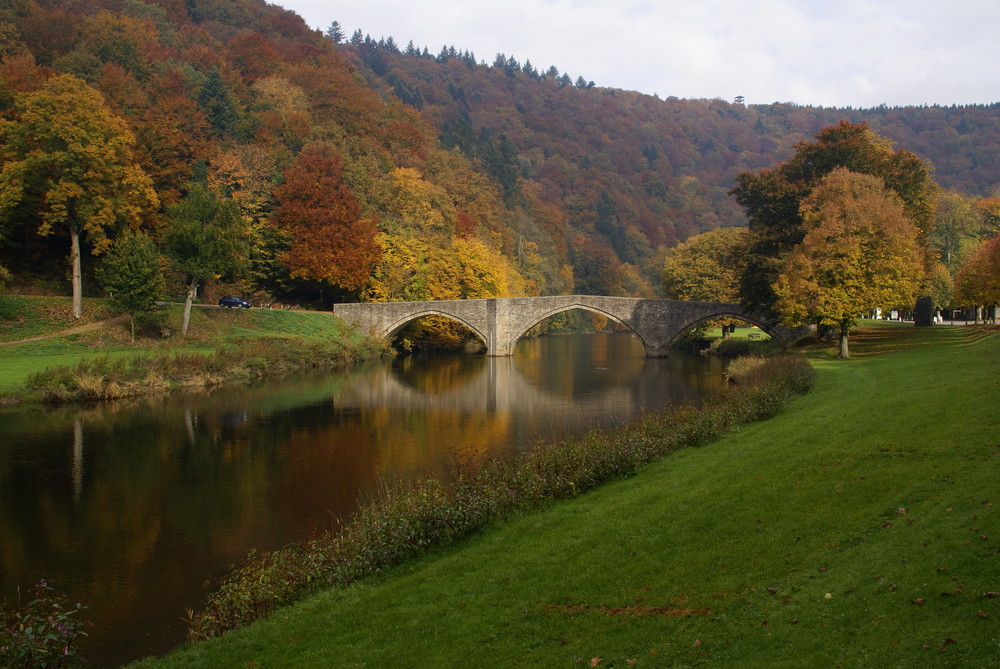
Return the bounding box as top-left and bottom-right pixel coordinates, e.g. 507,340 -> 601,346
344,33 -> 1000,289
2,0 -> 999,310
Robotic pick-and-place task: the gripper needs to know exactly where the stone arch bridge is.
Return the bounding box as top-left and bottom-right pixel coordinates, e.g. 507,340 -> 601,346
332,296 -> 792,357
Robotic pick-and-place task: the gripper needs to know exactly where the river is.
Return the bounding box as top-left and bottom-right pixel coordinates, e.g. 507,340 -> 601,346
0,332 -> 727,666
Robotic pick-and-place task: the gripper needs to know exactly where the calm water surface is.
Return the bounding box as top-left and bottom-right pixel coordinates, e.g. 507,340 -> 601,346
0,333 -> 727,666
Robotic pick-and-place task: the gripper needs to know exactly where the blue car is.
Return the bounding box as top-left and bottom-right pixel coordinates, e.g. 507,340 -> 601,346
219,296 -> 251,309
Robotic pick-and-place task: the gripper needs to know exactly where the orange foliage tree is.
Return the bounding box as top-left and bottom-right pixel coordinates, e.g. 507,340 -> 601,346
273,142 -> 380,293
953,233 -> 1000,322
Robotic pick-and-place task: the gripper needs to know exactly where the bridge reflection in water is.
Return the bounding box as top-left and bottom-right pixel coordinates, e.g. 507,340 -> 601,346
341,333 -> 728,462
345,338 -> 723,421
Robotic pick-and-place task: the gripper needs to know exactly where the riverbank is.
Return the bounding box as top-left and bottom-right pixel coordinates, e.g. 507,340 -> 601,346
130,322 -> 999,667
0,296 -> 387,403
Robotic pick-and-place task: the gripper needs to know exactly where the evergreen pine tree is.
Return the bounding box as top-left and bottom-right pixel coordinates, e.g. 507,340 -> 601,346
197,68 -> 239,138
325,21 -> 345,43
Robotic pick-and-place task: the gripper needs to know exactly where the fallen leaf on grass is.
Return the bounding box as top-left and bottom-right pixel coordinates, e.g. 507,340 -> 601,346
691,639 -> 702,648
977,610 -> 989,619
590,657 -> 602,667
912,598 -> 925,605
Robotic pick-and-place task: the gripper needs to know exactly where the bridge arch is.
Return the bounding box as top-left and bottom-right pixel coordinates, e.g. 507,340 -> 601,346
509,303 -> 648,355
382,309 -> 490,350
666,311 -> 776,347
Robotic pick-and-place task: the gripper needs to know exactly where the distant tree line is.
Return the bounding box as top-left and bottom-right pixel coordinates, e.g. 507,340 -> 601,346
332,23 -> 595,91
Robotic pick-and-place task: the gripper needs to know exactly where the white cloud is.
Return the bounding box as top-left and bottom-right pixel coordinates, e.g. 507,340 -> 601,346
276,0 -> 1000,107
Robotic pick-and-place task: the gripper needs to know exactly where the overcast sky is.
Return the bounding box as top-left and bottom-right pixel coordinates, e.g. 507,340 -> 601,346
273,0 -> 998,109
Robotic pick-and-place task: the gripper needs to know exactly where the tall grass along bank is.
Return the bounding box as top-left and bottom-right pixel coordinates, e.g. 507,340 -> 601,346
22,337 -> 386,403
184,354 -> 814,641
0,297 -> 389,403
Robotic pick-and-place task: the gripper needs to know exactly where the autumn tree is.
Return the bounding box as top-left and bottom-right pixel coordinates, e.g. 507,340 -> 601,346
451,236 -> 511,299
931,191 -> 982,271
252,75 -> 311,152
272,142 -> 380,295
208,143 -> 283,294
732,121 -> 936,311
661,227 -> 750,302
953,233 -> 1000,323
75,10 -> 159,80
977,197 -> 1000,233
0,74 -> 157,318
773,168 -> 924,358
385,166 -> 456,234
97,230 -> 164,342
135,67 -> 213,203
162,184 -> 247,336
921,261 -> 953,322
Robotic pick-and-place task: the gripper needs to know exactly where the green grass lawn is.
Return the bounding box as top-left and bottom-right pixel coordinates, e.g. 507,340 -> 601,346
130,322 -> 1000,668
0,296 -> 360,396
0,295 -> 117,342
704,325 -> 771,340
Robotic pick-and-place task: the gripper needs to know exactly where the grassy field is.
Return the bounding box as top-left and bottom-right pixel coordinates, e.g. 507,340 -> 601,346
0,296 -> 370,396
128,322 -> 999,668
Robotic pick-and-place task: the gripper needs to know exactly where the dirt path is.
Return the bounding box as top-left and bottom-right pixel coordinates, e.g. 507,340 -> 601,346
0,314 -> 130,346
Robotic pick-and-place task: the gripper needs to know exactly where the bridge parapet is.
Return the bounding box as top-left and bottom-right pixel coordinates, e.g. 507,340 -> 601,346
332,296 -> 791,357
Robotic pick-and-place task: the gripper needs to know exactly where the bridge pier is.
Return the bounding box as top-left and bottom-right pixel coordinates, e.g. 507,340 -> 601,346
332,296 -> 787,357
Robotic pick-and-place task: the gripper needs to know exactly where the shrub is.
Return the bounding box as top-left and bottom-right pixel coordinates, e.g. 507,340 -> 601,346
0,580 -> 92,669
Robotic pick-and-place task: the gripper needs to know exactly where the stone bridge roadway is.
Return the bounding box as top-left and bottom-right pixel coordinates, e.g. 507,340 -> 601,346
332,295 -> 789,356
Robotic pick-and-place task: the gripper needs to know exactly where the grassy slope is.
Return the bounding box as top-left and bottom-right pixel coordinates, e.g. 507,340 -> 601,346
0,296 -> 361,395
131,322 -> 999,668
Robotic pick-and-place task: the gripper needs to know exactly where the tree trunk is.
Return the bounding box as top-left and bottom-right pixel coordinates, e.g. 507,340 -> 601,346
839,322 -> 850,359
70,222 -> 83,319
129,314 -> 136,344
181,279 -> 198,336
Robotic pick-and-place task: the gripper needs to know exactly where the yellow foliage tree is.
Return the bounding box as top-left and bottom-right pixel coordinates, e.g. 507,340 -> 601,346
252,76 -> 312,151
451,237 -> 510,299
0,74 -> 157,318
387,167 -> 455,234
774,168 -> 924,358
